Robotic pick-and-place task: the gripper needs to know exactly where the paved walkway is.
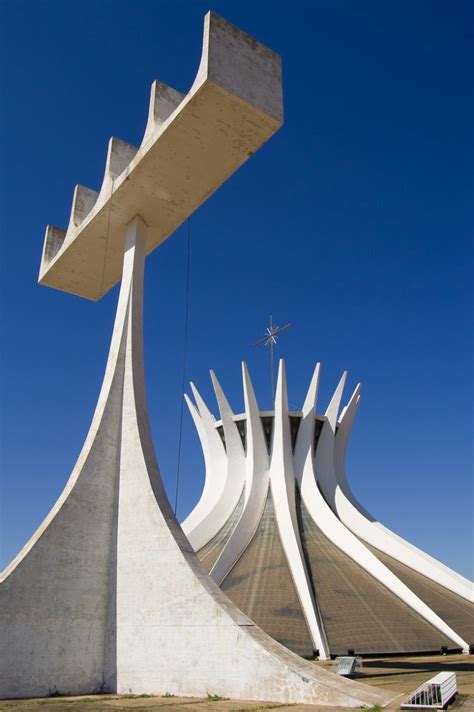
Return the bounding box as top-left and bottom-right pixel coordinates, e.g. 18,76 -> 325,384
316,654 -> 474,696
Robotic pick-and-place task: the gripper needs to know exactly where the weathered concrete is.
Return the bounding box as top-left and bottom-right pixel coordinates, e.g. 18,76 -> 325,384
2,11 -> 397,706
38,12 -> 283,300
0,218 -> 393,707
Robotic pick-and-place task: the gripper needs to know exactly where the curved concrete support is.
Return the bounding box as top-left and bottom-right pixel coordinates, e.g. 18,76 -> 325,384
326,371 -> 347,429
181,378 -> 243,552
333,387 -> 474,603
0,218 -> 144,696
191,380 -> 227,476
41,225 -> 66,269
302,439 -> 468,652
314,371 -> 348,506
242,361 -> 269,481
333,385 -> 372,520
210,369 -> 247,513
180,393 -> 226,550
186,359 -> 472,657
294,362 -> 320,480
210,363 -> 270,585
142,80 -> 184,145
293,365 -> 463,655
311,382 -> 469,649
210,369 -> 245,467
270,361 -> 330,660
2,219 -> 395,706
101,137 -> 139,195
66,185 -> 99,233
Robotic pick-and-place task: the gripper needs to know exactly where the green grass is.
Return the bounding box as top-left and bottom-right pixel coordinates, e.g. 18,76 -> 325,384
207,694 -> 230,702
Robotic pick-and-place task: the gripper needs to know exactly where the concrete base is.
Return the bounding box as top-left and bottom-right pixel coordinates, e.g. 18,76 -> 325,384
0,218 -> 392,708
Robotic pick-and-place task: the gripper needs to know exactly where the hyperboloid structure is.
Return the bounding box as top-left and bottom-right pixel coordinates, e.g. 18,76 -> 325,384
183,362 -> 474,660
0,12 -> 395,708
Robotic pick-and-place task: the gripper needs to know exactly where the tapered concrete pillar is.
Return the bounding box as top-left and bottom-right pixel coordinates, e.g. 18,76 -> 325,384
0,217 -> 394,707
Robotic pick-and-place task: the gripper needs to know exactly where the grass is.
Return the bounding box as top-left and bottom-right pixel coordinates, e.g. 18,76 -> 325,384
35,693 -> 155,705
39,700 -> 89,706
207,694 -> 230,702
229,705 -> 287,712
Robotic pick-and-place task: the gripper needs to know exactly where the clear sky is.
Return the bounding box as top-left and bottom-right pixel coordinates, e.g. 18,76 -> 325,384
0,0 -> 472,578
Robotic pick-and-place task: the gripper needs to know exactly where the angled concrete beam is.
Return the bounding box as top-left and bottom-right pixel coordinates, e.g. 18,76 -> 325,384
38,12 -> 283,300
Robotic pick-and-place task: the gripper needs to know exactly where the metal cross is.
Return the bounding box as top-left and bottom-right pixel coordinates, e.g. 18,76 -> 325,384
254,315 -> 291,404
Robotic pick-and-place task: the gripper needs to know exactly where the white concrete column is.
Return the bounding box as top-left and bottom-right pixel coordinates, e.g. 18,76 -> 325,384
332,386 -> 474,603
270,360 -> 330,660
209,362 -> 270,584
1,215 -> 394,704
181,371 -> 245,551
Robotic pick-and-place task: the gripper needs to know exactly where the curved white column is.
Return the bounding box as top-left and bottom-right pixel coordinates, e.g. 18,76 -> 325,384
209,369 -> 247,509
183,359 -> 472,661
309,374 -> 469,651
210,362 -> 270,584
180,382 -> 230,551
181,370 -> 246,551
332,385 -> 474,603
2,219 -> 396,706
294,362 -> 320,481
314,372 -> 346,506
270,361 -> 330,660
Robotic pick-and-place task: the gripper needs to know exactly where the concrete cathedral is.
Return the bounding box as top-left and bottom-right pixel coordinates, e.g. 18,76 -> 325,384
0,9 -> 471,706
183,363 -> 473,659
0,11 -> 391,707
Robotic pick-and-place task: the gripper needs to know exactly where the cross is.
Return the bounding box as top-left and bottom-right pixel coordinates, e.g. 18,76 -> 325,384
254,315 -> 292,404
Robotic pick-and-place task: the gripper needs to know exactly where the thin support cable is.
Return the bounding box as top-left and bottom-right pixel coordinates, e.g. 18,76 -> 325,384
174,217 -> 191,515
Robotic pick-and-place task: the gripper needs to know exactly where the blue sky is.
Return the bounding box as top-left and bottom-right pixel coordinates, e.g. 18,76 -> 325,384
1,0 -> 472,578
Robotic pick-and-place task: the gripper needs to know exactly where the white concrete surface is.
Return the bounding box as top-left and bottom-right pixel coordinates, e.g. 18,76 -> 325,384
0,218 -> 393,708
207,364 -> 271,586
304,372 -> 469,652
332,386 -> 474,603
181,374 -> 246,552
183,362 -> 472,657
270,362 -> 330,659
38,11 -> 283,300
3,7 -> 467,704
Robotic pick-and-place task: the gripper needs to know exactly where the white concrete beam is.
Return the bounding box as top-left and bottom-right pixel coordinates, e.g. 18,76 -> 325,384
270,360 -> 330,659
333,387 -> 474,603
38,12 -> 283,300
